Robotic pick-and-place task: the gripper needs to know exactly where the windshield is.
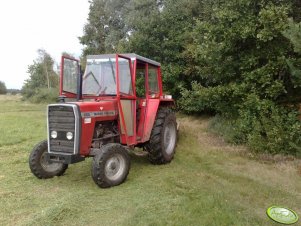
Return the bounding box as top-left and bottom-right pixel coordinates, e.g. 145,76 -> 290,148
83,58 -> 116,95
82,58 -> 133,96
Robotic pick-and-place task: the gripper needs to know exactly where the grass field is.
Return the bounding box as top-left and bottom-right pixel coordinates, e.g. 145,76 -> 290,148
0,95 -> 300,226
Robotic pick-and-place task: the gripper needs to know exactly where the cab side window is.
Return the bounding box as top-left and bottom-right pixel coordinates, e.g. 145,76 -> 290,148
148,65 -> 159,94
136,63 -> 146,97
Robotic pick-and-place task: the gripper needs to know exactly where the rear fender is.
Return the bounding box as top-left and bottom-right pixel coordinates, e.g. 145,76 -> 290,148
159,99 -> 175,108
142,99 -> 160,142
142,99 -> 174,142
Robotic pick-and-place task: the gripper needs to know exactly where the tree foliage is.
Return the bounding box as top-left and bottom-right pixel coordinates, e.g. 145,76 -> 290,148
79,0 -> 130,55
0,81 -> 7,94
22,49 -> 59,102
179,0 -> 301,155
80,0 -> 301,155
283,19 -> 301,89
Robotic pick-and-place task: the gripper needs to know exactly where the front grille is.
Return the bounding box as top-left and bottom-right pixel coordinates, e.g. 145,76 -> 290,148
48,105 -> 78,154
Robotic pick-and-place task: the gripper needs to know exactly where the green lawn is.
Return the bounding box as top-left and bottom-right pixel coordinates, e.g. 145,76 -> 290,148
0,95 -> 300,226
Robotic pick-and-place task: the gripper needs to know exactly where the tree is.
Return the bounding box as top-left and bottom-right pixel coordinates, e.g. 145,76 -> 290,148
80,0 -> 205,96
283,19 -> 301,89
0,81 -> 7,94
22,49 -> 58,101
179,0 -> 301,155
119,0 -> 204,97
79,0 -> 130,55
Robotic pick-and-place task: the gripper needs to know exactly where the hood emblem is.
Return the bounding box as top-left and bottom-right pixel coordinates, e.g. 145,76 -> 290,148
99,107 -> 104,111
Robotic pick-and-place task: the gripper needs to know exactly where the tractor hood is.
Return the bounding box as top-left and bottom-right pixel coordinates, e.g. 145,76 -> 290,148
69,100 -> 119,156
75,100 -> 118,120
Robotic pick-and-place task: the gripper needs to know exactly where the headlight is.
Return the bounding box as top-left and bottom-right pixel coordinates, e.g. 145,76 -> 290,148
66,132 -> 73,140
51,131 -> 57,139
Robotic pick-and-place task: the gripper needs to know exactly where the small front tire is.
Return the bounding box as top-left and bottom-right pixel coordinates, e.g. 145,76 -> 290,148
29,140 -> 68,179
91,143 -> 130,188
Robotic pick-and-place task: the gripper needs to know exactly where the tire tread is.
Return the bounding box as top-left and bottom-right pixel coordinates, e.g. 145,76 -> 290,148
91,143 -> 130,188
29,140 -> 68,179
145,107 -> 177,164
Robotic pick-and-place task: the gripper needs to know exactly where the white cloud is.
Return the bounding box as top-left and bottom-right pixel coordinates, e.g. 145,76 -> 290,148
0,0 -> 90,89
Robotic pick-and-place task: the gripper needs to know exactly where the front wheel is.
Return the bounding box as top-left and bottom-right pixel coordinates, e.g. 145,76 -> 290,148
29,140 -> 68,179
91,143 -> 130,188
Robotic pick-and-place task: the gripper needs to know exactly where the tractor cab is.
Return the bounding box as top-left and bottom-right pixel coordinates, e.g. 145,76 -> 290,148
29,54 -> 177,188
61,54 -> 172,146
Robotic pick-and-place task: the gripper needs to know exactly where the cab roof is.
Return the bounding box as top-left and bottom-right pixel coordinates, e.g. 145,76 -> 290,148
86,53 -> 161,67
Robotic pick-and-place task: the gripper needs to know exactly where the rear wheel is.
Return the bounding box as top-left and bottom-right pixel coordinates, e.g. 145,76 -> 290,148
29,140 -> 68,179
91,143 -> 130,188
146,107 -> 177,164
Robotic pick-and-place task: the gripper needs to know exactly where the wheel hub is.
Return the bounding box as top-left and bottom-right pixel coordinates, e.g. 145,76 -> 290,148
40,152 -> 63,172
163,121 -> 176,155
105,154 -> 126,181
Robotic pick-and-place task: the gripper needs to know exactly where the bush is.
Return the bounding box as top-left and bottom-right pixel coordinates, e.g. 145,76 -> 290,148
24,88 -> 58,103
208,96 -> 301,156
183,82 -> 301,156
209,115 -> 243,144
238,97 -> 301,156
179,82 -> 244,117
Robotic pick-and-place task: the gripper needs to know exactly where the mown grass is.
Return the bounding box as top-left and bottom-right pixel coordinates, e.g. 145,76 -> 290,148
0,95 -> 300,226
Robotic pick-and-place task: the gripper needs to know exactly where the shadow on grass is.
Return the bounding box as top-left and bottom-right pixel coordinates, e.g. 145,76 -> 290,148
129,151 -> 149,166
39,150 -> 153,190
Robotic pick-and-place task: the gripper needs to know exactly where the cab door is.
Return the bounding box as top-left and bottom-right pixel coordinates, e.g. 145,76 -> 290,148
139,64 -> 161,142
116,54 -> 136,145
60,56 -> 81,100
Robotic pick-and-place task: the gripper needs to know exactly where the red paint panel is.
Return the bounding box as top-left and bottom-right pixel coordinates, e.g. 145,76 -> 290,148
76,100 -> 117,112
75,100 -> 118,155
79,117 -> 95,155
137,99 -> 147,140
157,67 -> 163,96
142,99 -> 160,142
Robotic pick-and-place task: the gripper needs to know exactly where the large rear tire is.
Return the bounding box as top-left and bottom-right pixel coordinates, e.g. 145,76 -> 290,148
145,107 -> 177,164
29,140 -> 68,179
91,143 -> 130,188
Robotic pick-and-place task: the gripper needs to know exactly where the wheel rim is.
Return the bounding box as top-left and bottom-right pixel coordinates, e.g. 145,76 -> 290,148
40,152 -> 63,172
104,154 -> 126,181
163,121 -> 177,155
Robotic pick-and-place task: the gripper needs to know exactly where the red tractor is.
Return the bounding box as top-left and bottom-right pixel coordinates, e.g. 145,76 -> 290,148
29,54 -> 178,188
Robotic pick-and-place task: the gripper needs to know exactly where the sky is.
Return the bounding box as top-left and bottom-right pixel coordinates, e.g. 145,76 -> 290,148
0,0 -> 90,89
